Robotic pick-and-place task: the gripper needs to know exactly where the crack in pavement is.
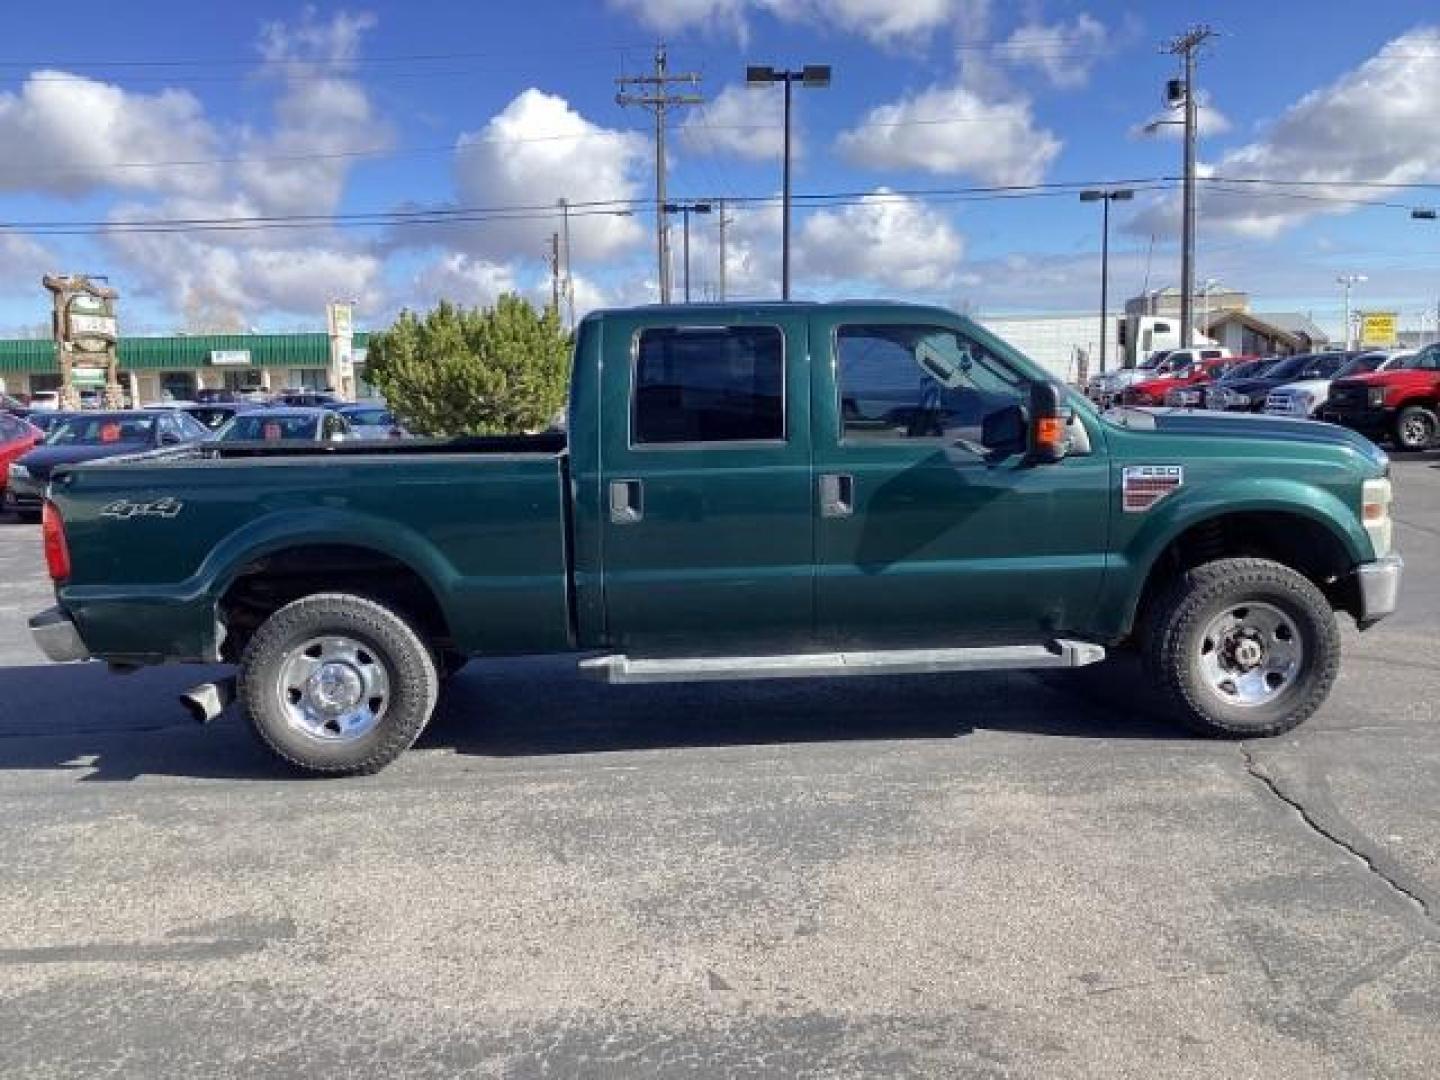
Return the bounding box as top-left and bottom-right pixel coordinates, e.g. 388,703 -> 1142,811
1239,744 -> 1438,933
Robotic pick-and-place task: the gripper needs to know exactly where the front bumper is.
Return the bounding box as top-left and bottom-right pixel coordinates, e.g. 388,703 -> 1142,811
1321,405 -> 1393,439
28,606 -> 91,663
1354,555 -> 1403,629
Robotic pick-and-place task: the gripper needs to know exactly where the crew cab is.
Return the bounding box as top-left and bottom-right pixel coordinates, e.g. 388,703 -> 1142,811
1321,342 -> 1440,451
28,302 -> 1401,775
1122,354 -> 1253,407
1264,350 -> 1407,419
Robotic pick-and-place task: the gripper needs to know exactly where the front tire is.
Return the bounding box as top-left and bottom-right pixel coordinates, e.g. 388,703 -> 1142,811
1393,406 -> 1438,452
239,593 -> 439,775
1145,558 -> 1340,739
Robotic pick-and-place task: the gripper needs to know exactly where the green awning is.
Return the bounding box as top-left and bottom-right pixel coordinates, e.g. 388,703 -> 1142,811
0,332 -> 369,374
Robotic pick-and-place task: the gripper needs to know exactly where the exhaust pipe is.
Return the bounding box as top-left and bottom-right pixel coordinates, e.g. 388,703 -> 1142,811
180,677 -> 237,724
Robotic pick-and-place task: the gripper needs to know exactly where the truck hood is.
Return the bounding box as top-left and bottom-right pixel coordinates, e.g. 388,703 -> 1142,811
1108,407 -> 1387,462
1268,378 -> 1331,397
1333,369 -> 1437,389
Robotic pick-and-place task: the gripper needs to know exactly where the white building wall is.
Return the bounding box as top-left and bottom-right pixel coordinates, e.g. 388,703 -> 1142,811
977,314 -> 1119,383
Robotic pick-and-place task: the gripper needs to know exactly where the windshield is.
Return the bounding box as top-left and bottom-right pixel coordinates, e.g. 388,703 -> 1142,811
1139,350 -> 1172,370
1254,355 -> 1309,382
1388,346 -> 1440,371
343,408 -> 393,426
188,407 -> 238,430
216,414 -> 320,441
1338,354 -> 1389,377
45,415 -> 156,447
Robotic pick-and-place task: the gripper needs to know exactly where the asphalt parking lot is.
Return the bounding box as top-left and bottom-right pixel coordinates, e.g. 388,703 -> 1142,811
0,461 -> 1437,1079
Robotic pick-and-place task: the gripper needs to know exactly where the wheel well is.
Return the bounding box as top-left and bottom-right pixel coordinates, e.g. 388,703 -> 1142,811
217,544 -> 451,662
1132,512 -> 1357,639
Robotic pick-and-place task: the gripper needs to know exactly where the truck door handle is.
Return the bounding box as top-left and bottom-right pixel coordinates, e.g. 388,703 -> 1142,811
819,473 -> 854,518
609,479 -> 643,524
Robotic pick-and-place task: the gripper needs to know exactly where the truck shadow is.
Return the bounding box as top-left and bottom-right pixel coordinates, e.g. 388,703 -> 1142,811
0,656 -> 1179,782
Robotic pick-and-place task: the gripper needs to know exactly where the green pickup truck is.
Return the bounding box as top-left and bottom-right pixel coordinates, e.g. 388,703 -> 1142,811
29,301 -> 1402,775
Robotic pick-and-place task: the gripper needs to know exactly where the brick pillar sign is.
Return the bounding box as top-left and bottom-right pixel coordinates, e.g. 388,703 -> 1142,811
42,274 -> 122,410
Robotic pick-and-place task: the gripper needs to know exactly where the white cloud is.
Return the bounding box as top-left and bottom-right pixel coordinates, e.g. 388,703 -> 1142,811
0,73 -> 218,198
412,253 -> 519,309
451,89 -> 648,262
0,231 -> 55,287
1131,27 -> 1440,241
1132,90 -> 1231,141
798,190 -> 964,291
837,80 -> 1061,186
1001,15 -> 1108,89
610,0 -> 981,46
680,83 -> 788,162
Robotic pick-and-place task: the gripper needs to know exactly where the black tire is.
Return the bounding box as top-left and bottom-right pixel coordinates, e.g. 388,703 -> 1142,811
1393,406 -> 1438,452
238,592 -> 438,776
1144,558 -> 1340,739
16,511 -> 41,524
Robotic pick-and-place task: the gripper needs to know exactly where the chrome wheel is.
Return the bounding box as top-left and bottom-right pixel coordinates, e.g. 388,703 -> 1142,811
1401,413 -> 1433,448
276,635 -> 391,741
1197,602 -> 1303,708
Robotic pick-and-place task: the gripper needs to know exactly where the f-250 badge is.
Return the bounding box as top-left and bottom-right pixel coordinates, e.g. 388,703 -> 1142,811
99,497 -> 185,520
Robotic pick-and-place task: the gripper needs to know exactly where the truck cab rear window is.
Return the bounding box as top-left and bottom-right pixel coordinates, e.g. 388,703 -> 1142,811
633,326 -> 784,444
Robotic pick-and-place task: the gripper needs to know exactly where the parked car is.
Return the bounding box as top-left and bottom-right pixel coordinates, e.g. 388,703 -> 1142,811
1265,350 -> 1410,418
1206,353 -> 1350,413
1165,358 -> 1277,408
1321,342 -> 1440,450
26,301 -> 1400,776
337,403 -> 407,439
27,390 -> 61,412
5,409 -> 209,520
23,411 -> 77,438
1087,346 -> 1230,407
274,390 -> 341,409
213,407 -> 352,443
1,392 -> 28,416
1122,354 -> 1256,407
0,412 -> 41,512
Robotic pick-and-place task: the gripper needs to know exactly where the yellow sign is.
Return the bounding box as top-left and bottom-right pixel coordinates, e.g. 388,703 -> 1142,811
1359,312 -> 1397,347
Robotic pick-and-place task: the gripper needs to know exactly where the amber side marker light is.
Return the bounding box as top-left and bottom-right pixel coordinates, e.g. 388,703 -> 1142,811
42,500 -> 71,581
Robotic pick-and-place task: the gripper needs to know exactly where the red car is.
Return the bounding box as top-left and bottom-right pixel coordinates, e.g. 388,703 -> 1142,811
1123,355 -> 1259,407
0,412 -> 42,504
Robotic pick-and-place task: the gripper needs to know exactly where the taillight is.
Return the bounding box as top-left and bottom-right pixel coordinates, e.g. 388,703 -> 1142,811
42,500 -> 71,581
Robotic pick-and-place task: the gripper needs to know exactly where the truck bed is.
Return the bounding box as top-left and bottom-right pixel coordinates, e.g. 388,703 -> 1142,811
48,436 -> 575,663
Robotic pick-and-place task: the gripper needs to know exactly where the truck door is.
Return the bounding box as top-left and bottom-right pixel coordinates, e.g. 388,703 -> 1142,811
811,311 -> 1110,646
597,313 -> 814,653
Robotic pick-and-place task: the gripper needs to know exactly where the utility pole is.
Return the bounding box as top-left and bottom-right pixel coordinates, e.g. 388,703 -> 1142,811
617,45 -> 703,304
546,233 -> 562,316
1164,25 -> 1215,348
717,198 -> 733,301
1336,274 -> 1367,349
557,198 -> 575,329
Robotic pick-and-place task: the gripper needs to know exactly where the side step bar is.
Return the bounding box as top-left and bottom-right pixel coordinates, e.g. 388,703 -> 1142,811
579,640 -> 1106,685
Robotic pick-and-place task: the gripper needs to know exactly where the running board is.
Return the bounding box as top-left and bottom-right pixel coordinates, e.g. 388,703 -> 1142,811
579,640 -> 1106,685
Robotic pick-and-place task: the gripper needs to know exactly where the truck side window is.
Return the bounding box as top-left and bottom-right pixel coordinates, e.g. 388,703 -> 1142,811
836,324 -> 1024,444
632,326 -> 784,445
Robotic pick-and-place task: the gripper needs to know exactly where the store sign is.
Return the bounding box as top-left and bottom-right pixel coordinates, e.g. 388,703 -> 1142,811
73,367 -> 106,387
210,350 -> 252,366
68,313 -> 118,340
1358,312 -> 1398,347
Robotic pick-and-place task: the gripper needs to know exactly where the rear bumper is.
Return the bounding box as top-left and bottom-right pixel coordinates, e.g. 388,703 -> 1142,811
1354,555 -> 1403,629
3,474 -> 43,513
28,606 -> 91,663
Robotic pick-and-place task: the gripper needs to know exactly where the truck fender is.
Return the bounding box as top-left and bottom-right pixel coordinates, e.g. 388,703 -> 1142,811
196,507 -> 459,628
1100,476 -> 1369,639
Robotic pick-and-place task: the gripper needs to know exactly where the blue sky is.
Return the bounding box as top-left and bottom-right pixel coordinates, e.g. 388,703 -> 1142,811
0,0 -> 1437,338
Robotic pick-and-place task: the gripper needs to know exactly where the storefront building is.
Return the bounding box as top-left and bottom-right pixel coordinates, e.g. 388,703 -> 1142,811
0,331 -> 370,403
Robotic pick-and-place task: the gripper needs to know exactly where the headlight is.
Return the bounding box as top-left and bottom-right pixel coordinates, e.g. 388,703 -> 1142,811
1228,392 -> 1249,408
1362,477 -> 1393,557
1368,387 -> 1387,408
7,463 -> 27,480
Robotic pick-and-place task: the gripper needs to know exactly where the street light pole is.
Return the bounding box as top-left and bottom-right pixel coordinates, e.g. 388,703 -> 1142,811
1080,187 -> 1134,374
1336,274 -> 1367,349
747,64 -> 831,300
664,201 -> 712,302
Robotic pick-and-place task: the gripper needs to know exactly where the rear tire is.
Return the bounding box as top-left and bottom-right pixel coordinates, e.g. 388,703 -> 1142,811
1393,406 -> 1438,452
239,592 -> 438,776
1144,558 -> 1339,739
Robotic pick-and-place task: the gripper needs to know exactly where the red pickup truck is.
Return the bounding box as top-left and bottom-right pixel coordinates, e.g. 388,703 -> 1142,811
1322,343 -> 1440,450
1122,355 -> 1256,407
